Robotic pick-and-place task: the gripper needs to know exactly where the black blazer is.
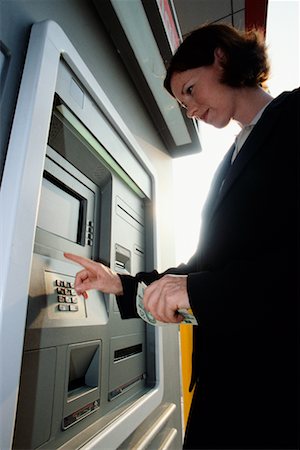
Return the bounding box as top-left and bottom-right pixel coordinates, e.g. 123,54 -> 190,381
118,88 -> 299,449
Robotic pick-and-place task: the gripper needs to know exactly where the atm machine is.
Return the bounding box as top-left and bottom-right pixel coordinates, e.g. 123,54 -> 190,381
0,20 -> 175,449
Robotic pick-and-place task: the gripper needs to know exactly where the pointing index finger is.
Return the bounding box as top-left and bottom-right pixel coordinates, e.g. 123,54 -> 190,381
64,252 -> 97,271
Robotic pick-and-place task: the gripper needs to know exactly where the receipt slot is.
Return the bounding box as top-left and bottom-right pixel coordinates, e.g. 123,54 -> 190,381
1,21 -> 164,450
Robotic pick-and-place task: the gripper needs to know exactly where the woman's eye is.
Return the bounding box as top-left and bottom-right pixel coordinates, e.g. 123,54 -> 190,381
187,86 -> 193,95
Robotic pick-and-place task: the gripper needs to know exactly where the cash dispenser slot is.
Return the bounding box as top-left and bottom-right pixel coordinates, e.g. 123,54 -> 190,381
63,341 -> 101,429
67,344 -> 100,399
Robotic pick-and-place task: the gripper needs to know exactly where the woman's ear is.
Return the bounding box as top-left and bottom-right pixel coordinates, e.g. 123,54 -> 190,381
214,47 -> 226,65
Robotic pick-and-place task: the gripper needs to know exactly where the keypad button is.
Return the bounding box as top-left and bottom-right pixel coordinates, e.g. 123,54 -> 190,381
71,297 -> 78,304
65,297 -> 72,303
69,304 -> 79,312
58,296 -> 66,303
58,304 -> 70,311
57,287 -> 65,295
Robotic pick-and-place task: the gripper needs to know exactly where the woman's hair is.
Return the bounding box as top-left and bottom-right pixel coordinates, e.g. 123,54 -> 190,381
164,23 -> 270,95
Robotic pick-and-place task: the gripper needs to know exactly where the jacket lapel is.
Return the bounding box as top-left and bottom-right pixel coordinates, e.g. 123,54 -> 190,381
206,94 -> 287,222
201,143 -> 235,220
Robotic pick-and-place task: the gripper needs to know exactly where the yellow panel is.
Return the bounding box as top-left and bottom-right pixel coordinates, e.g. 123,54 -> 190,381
180,324 -> 194,429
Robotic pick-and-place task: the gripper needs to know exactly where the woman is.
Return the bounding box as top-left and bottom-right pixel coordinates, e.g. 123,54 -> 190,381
65,24 -> 298,449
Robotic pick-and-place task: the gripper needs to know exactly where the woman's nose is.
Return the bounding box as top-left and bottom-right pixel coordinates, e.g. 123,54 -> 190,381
186,104 -> 197,119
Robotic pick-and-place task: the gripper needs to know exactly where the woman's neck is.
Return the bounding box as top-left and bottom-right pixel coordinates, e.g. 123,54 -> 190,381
234,86 -> 273,127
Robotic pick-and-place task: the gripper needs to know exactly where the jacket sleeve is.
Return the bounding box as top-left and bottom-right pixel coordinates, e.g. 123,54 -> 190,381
116,271 -> 159,319
187,248 -> 296,336
116,263 -> 195,320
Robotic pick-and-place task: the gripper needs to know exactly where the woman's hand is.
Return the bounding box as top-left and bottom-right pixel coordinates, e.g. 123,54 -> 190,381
143,274 -> 190,323
64,253 -> 123,297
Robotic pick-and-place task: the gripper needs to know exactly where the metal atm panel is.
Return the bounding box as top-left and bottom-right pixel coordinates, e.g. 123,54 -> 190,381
1,20 -> 164,450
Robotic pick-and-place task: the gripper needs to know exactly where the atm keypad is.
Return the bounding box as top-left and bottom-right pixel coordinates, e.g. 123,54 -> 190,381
55,279 -> 79,312
44,272 -> 86,320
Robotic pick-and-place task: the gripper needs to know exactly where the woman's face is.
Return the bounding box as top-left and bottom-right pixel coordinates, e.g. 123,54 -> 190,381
170,55 -> 238,129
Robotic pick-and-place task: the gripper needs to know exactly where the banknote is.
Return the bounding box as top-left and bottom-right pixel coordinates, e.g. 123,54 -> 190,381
136,281 -> 198,326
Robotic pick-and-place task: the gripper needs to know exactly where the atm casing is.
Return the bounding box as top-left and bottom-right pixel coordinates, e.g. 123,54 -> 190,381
4,22 -> 164,450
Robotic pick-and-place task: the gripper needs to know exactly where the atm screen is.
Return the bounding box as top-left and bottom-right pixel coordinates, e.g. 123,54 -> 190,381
37,172 -> 85,244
